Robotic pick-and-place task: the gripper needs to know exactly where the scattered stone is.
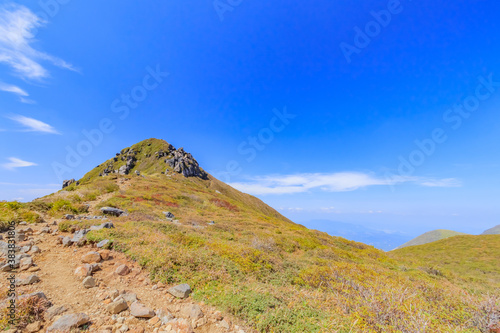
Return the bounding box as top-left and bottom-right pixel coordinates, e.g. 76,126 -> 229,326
19,256 -> 33,270
97,239 -> 110,248
109,289 -> 120,299
167,284 -> 191,299
220,319 -> 231,330
14,231 -> 26,242
64,214 -> 75,220
21,227 -> 34,235
130,301 -> 155,318
168,318 -> 194,333
117,291 -> 137,303
45,305 -> 68,320
47,313 -> 90,332
99,249 -> 111,260
25,321 -> 41,332
40,227 -> 51,234
31,245 -> 41,253
62,236 -> 72,247
71,229 -> 88,244
1,263 -> 13,272
213,311 -> 223,321
107,299 -> 129,314
163,211 -> 175,219
16,274 -> 40,286
83,276 -> 97,288
82,251 -> 101,263
100,207 -> 127,217
17,291 -> 49,303
115,264 -> 130,276
75,265 -> 92,278
180,304 -> 203,319
90,222 -> 115,231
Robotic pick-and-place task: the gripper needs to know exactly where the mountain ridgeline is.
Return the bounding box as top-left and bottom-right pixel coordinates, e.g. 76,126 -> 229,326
2,138 -> 499,332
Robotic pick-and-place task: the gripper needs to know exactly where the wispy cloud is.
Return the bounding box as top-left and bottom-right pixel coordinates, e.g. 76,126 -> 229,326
0,3 -> 76,80
0,81 -> 35,103
228,172 -> 461,195
7,114 -> 60,134
1,157 -> 37,170
419,178 -> 462,188
0,82 -> 28,96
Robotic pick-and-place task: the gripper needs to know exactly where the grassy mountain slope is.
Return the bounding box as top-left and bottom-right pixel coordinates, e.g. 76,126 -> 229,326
2,138 -> 499,332
482,224 -> 500,235
391,234 -> 500,290
394,229 -> 469,250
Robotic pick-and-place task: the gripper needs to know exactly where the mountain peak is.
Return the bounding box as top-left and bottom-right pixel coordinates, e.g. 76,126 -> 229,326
78,138 -> 208,185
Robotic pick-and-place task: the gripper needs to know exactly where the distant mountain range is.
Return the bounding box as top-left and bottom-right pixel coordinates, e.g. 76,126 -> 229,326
302,220 -> 500,251
300,220 -> 411,251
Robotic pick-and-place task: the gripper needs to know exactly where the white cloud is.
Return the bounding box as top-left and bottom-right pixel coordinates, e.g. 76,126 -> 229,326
19,96 -> 35,104
7,114 -> 60,134
419,178 -> 462,188
228,172 -> 461,195
1,157 -> 37,170
0,3 -> 76,80
0,82 -> 28,96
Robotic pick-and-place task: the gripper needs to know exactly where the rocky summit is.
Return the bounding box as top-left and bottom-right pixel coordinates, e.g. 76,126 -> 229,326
77,139 -> 208,184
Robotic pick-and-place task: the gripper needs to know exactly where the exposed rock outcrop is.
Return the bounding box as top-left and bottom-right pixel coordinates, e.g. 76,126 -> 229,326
165,147 -> 208,179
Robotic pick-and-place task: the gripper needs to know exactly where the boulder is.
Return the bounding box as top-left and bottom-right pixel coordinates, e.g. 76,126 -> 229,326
81,251 -> 101,264
71,229 -> 88,244
116,291 -> 137,303
100,207 -> 127,217
62,236 -> 72,247
180,304 -> 203,319
115,264 -> 130,276
62,179 -> 76,189
25,321 -> 41,332
44,305 -> 68,320
18,291 -> 49,303
163,211 -> 175,219
82,276 -> 96,288
107,299 -> 128,314
74,264 -> 92,278
90,222 -> 115,231
16,274 -> 40,286
47,313 -> 90,332
167,284 -> 191,299
97,239 -> 110,248
19,256 -> 33,270
99,249 -> 111,260
130,301 -> 155,318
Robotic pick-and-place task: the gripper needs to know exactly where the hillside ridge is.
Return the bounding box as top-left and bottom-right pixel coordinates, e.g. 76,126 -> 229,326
393,229 -> 469,250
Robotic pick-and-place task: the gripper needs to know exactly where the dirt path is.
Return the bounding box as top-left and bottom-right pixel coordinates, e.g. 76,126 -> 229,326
0,220 -> 252,333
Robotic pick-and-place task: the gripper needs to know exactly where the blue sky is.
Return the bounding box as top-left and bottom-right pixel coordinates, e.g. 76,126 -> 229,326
1,0 -> 499,237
